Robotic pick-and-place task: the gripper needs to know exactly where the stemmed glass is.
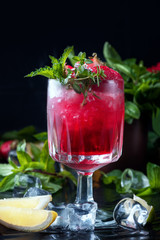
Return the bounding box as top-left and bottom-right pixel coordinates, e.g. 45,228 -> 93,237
47,76 -> 124,230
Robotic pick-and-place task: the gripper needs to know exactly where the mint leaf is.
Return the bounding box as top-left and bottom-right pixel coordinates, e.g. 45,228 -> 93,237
113,63 -> 135,80
42,181 -> 62,194
1,126 -> 36,141
152,108 -> 160,137
1,130 -> 18,140
39,140 -> 55,173
102,169 -> 122,185
25,67 -> 55,79
60,170 -> 77,185
59,46 -> 73,72
147,162 -> 160,190
8,157 -> 18,169
0,173 -> 16,192
0,164 -> 14,176
40,140 -> 49,164
103,42 -> 122,66
24,162 -> 45,172
123,58 -> 137,66
30,143 -> 41,162
18,126 -> 36,138
17,151 -> 32,166
49,55 -> 58,65
68,48 -> 76,66
34,132 -> 48,142
16,140 -> 26,152
125,101 -> 140,122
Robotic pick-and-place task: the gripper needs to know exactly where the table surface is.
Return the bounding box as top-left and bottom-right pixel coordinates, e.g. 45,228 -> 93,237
0,183 -> 160,240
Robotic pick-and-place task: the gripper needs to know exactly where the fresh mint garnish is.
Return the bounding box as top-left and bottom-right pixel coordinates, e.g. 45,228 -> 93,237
26,46 -> 106,105
26,46 -> 74,82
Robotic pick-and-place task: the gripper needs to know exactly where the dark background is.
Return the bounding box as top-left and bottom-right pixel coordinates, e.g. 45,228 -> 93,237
0,1 -> 160,134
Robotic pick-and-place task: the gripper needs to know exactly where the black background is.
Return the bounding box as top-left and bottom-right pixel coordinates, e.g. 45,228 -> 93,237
0,1 -> 160,133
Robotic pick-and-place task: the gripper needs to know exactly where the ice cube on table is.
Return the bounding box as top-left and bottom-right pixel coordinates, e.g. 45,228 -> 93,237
67,202 -> 98,231
47,202 -> 69,230
113,198 -> 149,229
24,187 -> 51,197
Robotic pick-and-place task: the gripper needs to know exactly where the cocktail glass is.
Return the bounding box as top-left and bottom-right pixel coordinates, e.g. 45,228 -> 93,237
47,75 -> 124,230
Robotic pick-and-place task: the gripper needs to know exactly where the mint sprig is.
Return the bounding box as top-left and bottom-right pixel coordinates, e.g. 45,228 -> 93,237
0,139 -> 76,194
26,46 -> 74,83
26,47 -> 106,104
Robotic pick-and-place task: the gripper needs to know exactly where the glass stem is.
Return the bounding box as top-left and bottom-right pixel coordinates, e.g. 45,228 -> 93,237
75,172 -> 94,203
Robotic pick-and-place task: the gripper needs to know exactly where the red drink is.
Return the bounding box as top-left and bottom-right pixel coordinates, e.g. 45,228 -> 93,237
47,76 -> 124,173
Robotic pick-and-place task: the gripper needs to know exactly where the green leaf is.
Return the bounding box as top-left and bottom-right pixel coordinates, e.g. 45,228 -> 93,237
68,48 -> 76,66
36,174 -> 62,193
1,126 -> 36,141
113,63 -> 135,80
72,56 -> 80,62
40,140 -> 49,164
8,157 -> 18,169
72,83 -> 82,94
148,131 -> 160,150
24,162 -> 45,172
152,108 -> 160,137
17,151 -> 32,166
136,187 -> 155,197
49,55 -> 58,65
60,170 -> 77,185
0,164 -> 14,176
34,132 -> 48,142
42,181 -> 62,194
103,42 -> 122,66
102,169 -> 122,185
0,173 -> 16,192
1,130 -> 18,140
30,143 -> 41,162
16,140 -> 26,152
59,46 -> 74,72
39,140 -> 55,172
125,101 -> 140,120
45,155 -> 55,173
123,58 -> 137,66
25,67 -> 55,79
147,162 -> 160,190
18,126 -> 36,137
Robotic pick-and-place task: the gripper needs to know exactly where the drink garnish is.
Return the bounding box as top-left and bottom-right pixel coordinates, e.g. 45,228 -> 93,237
26,46 -> 107,105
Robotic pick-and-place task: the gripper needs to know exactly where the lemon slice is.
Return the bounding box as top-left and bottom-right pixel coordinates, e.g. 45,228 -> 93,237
0,195 -> 52,209
133,195 -> 155,223
0,206 -> 58,232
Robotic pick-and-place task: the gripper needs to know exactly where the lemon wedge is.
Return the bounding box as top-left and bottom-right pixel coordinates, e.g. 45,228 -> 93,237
0,207 -> 58,232
133,195 -> 155,223
0,195 -> 52,209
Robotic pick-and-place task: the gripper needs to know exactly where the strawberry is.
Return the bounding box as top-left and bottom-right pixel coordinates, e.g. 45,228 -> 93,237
85,55 -> 123,81
90,65 -> 123,81
0,140 -> 14,159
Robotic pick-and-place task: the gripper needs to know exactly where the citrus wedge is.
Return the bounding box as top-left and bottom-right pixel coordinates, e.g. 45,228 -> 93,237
133,195 -> 155,223
0,195 -> 52,209
0,206 -> 58,232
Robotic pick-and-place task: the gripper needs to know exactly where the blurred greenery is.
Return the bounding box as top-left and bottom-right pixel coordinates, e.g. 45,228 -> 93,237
103,42 -> 160,124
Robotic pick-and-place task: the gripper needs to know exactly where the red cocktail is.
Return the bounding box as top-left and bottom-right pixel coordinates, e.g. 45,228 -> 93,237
27,47 -> 124,230
47,67 -> 124,174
